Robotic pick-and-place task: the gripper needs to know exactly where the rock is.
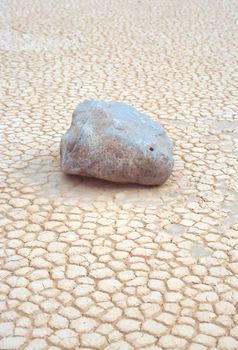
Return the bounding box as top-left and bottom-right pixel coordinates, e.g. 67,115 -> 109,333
60,100 -> 174,185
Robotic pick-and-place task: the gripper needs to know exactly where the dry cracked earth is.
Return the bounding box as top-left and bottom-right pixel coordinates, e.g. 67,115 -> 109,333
0,0 -> 238,349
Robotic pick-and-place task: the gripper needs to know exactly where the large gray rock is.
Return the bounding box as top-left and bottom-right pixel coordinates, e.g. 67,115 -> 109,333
60,100 -> 174,185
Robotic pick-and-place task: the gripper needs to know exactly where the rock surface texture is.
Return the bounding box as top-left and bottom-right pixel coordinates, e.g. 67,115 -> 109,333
61,100 -> 174,185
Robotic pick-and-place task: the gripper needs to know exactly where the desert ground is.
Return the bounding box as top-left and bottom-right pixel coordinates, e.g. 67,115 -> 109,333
0,0 -> 238,349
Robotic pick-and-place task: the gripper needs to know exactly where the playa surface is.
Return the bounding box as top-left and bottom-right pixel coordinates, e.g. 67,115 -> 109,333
0,0 -> 238,349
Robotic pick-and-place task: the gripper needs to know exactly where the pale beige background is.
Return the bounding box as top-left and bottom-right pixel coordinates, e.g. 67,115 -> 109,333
0,0 -> 238,349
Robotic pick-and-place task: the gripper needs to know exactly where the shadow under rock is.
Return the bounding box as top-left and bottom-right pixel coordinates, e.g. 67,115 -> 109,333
59,173 -> 159,203
23,150 -> 176,205
63,173 -> 153,191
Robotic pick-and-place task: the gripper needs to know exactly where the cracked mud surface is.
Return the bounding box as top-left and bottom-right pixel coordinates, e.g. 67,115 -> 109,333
0,0 -> 238,349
